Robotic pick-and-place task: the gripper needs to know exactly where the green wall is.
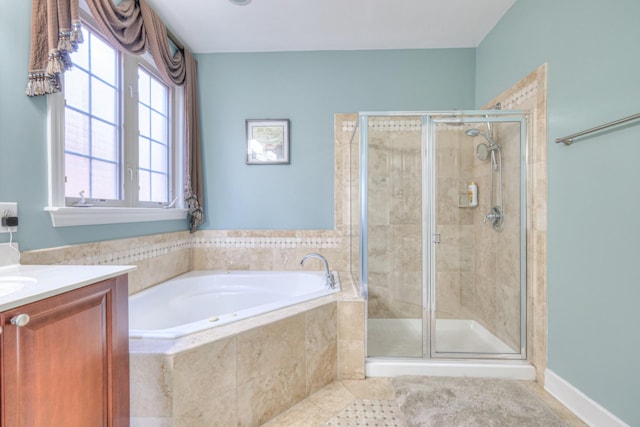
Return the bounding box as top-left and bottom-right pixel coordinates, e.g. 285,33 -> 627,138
196,49 -> 475,230
477,0 -> 640,424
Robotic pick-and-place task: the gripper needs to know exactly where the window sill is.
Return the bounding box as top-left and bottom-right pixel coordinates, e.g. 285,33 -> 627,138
45,206 -> 189,227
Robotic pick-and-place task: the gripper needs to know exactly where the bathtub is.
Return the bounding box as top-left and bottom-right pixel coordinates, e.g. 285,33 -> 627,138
129,270 -> 341,339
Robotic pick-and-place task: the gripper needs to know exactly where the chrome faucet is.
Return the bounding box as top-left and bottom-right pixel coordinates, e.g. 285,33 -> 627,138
300,253 -> 336,289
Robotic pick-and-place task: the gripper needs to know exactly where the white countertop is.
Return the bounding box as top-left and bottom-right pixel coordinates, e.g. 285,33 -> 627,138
0,264 -> 136,311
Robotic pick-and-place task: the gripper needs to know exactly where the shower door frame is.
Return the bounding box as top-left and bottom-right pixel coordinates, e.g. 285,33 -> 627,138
360,110 -> 529,362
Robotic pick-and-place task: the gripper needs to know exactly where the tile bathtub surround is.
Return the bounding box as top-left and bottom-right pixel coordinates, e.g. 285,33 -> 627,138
20,231 -> 193,295
19,229 -> 353,295
130,302 -> 338,427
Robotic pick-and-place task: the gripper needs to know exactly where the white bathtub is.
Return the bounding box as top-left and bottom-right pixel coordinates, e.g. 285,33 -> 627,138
129,270 -> 340,339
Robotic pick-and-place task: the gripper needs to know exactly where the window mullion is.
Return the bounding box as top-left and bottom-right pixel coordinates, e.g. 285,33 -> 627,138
122,55 -> 139,208
47,91 -> 67,207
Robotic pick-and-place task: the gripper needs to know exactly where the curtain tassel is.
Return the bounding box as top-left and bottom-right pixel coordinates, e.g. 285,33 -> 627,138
61,50 -> 73,71
45,50 -> 65,75
71,21 -> 84,46
57,32 -> 74,53
25,73 -> 56,97
25,73 -> 38,97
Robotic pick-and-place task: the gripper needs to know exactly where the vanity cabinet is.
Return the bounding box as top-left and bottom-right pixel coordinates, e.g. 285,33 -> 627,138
1,275 -> 129,427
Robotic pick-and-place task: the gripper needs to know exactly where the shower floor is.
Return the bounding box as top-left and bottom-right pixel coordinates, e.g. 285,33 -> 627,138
368,318 -> 516,357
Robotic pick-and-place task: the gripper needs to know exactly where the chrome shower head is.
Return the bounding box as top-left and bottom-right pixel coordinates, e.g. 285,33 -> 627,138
467,128 -> 500,170
466,128 -> 496,144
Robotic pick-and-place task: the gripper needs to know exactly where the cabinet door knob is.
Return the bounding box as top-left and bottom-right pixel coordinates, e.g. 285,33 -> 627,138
10,314 -> 30,327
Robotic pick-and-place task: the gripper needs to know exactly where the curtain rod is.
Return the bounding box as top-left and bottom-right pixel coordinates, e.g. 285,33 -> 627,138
555,113 -> 640,145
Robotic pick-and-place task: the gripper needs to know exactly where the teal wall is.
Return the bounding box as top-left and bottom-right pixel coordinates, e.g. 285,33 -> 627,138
477,0 -> 640,424
0,1 -> 187,251
196,49 -> 475,230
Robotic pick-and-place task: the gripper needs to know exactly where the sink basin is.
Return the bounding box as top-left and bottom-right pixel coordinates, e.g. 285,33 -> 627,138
0,276 -> 37,297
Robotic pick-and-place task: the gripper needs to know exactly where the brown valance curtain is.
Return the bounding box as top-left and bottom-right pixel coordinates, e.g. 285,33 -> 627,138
26,0 -> 82,96
26,0 -> 204,232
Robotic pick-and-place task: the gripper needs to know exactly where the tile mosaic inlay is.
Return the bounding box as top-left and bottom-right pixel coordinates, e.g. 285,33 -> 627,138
192,236 -> 343,249
500,81 -> 538,110
325,399 -> 406,427
62,239 -> 192,266
39,235 -> 343,266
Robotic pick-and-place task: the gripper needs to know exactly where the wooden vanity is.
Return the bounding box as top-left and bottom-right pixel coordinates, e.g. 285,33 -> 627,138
0,265 -> 134,427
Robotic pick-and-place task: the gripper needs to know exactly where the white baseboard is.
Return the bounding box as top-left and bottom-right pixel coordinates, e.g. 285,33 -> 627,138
544,369 -> 629,427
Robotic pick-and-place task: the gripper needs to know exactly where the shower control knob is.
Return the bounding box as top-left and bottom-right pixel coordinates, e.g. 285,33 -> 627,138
10,314 -> 30,327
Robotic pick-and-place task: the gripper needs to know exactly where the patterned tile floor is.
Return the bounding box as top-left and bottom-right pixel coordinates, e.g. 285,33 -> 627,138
262,378 -> 587,427
325,400 -> 406,426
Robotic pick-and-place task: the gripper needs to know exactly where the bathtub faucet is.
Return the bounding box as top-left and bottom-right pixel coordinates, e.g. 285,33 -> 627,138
300,253 -> 336,289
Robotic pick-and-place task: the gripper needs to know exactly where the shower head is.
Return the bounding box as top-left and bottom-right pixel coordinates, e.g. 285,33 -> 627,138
465,128 -> 496,145
467,127 -> 501,170
476,143 -> 499,161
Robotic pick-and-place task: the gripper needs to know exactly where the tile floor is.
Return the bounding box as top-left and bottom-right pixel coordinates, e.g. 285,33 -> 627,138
262,377 -> 587,427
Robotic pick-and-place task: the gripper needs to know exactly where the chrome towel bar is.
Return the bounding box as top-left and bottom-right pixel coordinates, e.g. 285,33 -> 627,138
555,113 -> 640,145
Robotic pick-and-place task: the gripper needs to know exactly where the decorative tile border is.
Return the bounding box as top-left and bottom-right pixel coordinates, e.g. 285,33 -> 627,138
500,81 -> 538,110
369,119 -> 422,132
342,118 -> 423,132
192,236 -> 343,249
61,239 -> 192,266
342,120 -> 358,132
44,235 -> 344,266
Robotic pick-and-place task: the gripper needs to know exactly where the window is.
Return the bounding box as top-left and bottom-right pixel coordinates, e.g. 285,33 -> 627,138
137,68 -> 170,204
64,30 -> 120,201
46,19 -> 186,227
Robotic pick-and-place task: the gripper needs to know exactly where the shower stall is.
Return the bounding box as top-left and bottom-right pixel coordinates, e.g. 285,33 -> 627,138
353,111 -> 532,378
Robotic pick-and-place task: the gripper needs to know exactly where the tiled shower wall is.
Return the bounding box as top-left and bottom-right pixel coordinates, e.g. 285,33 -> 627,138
435,127 -> 475,321
344,72 -> 545,359
466,122 -> 523,351
365,118 -> 423,319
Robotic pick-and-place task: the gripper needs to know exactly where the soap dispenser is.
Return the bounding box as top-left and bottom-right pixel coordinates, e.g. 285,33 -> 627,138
467,181 -> 478,207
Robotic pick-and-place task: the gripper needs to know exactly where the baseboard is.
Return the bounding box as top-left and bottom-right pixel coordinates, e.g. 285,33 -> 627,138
544,369 -> 629,427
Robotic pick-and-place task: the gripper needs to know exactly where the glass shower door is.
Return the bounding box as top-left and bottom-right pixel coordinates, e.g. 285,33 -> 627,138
365,115 -> 424,358
430,116 -> 526,358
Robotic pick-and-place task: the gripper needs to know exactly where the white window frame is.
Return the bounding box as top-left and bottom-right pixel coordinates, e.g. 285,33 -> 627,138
45,14 -> 187,227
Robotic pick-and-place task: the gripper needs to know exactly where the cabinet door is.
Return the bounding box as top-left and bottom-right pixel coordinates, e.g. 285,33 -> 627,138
2,276 -> 129,427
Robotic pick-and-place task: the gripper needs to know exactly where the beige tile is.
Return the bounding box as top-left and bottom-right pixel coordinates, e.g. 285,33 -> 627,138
128,248 -> 191,294
337,339 -> 365,380
261,398 -> 327,427
130,353 -> 174,418
340,378 -> 395,400
305,303 -> 338,395
307,381 -> 355,416
174,386 -> 237,427
172,337 -> 237,422
130,417 -> 174,427
236,315 -> 306,385
520,381 -> 587,427
338,300 -> 364,341
236,357 -> 307,427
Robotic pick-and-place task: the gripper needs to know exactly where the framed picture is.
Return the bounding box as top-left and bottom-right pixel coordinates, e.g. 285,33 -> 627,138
246,119 -> 290,165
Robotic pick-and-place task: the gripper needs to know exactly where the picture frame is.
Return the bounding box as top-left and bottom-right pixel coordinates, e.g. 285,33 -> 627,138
246,119 -> 290,165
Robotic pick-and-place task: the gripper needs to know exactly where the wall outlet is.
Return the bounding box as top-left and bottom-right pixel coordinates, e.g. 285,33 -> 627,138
0,202 -> 18,233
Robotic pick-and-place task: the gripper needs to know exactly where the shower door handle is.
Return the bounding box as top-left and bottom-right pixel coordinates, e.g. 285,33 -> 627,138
433,233 -> 441,244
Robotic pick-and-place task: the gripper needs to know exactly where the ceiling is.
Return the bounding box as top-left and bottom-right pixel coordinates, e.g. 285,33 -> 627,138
145,0 -> 517,54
